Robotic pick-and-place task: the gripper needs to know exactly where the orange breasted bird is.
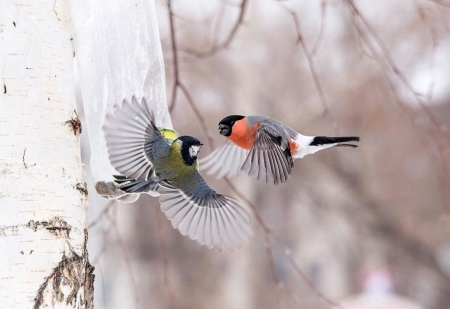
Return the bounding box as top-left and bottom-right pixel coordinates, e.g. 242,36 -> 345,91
201,115 -> 360,184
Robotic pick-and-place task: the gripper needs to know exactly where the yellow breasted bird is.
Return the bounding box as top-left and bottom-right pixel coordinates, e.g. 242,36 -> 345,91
103,98 -> 253,251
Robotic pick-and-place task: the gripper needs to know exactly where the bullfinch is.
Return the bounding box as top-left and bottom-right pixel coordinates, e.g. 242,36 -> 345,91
201,115 -> 359,184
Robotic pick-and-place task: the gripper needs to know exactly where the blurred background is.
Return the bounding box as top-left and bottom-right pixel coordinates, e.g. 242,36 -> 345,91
80,0 -> 450,308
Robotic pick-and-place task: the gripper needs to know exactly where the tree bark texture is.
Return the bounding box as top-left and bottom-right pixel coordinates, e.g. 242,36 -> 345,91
0,0 -> 93,308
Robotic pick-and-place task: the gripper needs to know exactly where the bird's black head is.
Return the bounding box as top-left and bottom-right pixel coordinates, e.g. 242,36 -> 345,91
177,136 -> 203,166
218,115 -> 245,137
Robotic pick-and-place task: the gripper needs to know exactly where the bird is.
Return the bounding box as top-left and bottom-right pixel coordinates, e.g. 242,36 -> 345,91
103,98 -> 253,251
201,115 -> 360,185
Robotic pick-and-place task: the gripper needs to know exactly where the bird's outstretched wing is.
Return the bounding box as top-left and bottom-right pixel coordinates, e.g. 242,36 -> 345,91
158,172 -> 253,251
242,123 -> 294,185
200,140 -> 249,179
103,97 -> 169,181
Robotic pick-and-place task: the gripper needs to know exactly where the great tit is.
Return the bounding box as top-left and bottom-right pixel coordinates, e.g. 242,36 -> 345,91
201,115 -> 360,184
103,98 -> 253,251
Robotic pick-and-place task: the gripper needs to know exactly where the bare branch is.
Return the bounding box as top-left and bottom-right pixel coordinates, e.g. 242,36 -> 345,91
345,0 -> 450,210
276,2 -> 338,133
226,179 -> 346,309
345,0 -> 449,142
178,82 -> 216,150
181,0 -> 248,58
264,234 -> 310,309
417,4 -> 439,100
88,200 -> 114,229
311,0 -> 328,56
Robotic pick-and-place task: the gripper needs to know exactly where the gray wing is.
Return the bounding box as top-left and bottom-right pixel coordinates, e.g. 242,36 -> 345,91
159,172 -> 253,251
242,122 -> 294,185
103,96 -> 169,181
200,141 -> 249,179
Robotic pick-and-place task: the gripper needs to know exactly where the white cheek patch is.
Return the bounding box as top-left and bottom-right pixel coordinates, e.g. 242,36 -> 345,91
189,145 -> 201,158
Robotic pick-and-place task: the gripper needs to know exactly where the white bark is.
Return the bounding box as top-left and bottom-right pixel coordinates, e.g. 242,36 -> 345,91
0,0 -> 92,308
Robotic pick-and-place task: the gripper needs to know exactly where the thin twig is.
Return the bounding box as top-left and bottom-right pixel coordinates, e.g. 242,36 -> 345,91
346,0 -> 450,210
88,200 -> 114,229
91,223 -> 113,265
265,233 -> 309,309
277,2 -> 338,133
178,82 -> 216,150
311,0 -> 328,56
272,234 -> 346,309
213,0 -> 228,45
346,0 -> 448,142
181,0 -> 248,58
417,4 -> 439,100
226,179 -> 346,309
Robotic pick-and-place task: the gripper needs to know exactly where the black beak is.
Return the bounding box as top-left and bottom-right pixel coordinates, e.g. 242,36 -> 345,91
218,124 -> 229,136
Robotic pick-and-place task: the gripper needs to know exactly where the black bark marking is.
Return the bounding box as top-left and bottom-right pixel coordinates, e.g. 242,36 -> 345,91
23,148 -> 27,169
33,230 -> 94,309
27,217 -> 72,237
22,148 -> 36,168
65,110 -> 82,135
76,182 -> 88,196
13,22 -> 16,27
3,82 -> 6,94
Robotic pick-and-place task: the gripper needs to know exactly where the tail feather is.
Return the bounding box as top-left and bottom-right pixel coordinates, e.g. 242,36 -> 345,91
294,135 -> 360,159
310,136 -> 360,147
113,175 -> 160,193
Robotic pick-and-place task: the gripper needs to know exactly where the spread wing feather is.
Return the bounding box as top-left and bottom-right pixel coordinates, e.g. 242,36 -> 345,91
103,97 -> 168,181
242,124 -> 293,185
159,175 -> 253,251
200,141 -> 249,179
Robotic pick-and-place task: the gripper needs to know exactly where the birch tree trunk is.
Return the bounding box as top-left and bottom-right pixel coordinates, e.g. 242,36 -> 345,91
0,0 -> 93,308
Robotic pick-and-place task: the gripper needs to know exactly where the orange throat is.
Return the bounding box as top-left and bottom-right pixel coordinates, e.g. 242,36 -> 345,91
226,118 -> 260,150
